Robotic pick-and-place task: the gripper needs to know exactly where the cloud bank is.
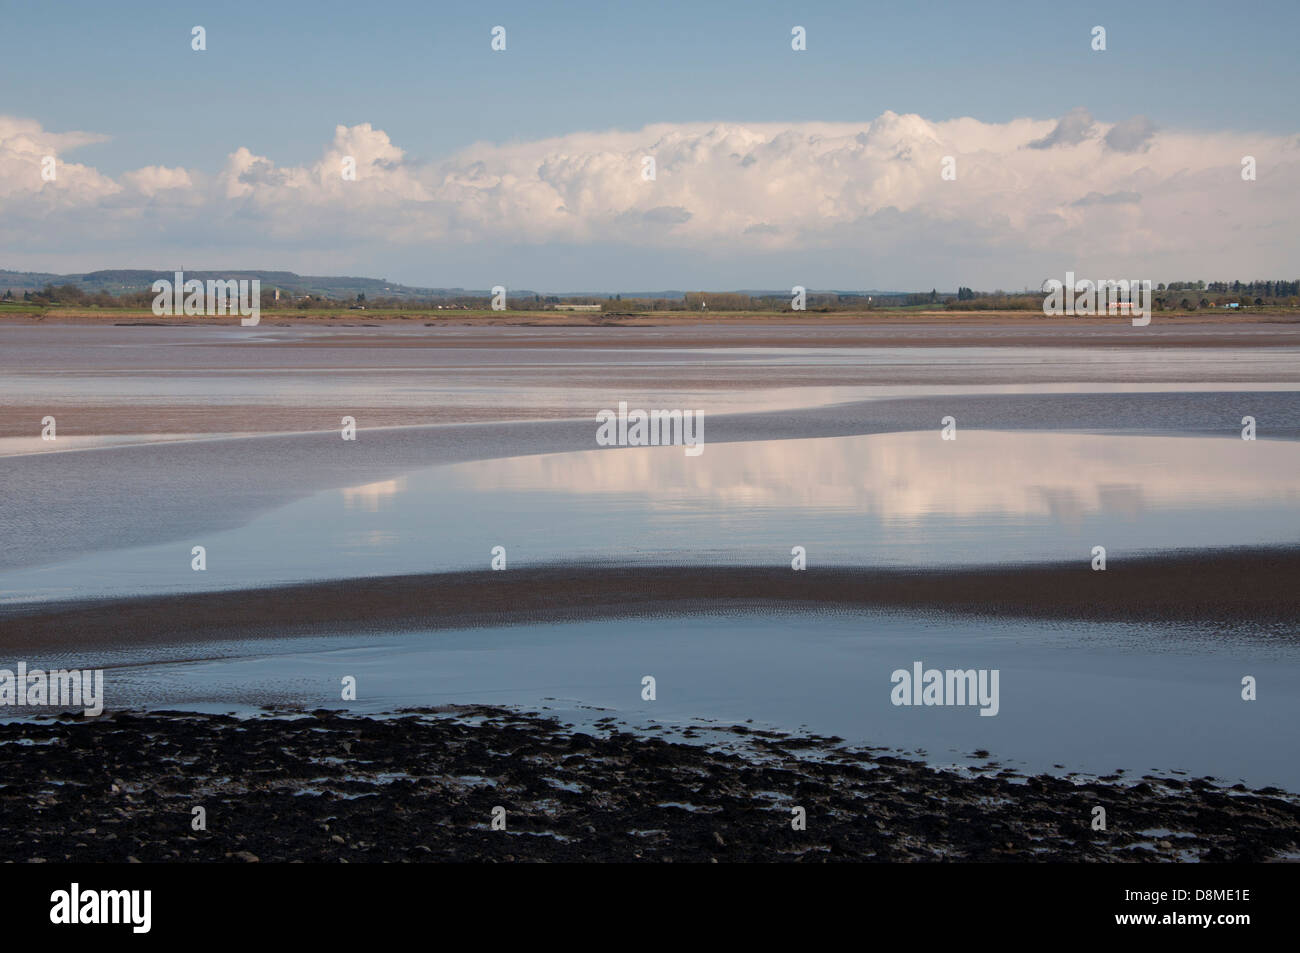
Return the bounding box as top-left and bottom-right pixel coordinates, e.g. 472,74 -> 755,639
2,110 -> 1296,288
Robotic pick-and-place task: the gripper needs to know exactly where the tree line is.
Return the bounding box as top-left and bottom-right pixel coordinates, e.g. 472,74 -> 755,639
5,279 -> 1299,313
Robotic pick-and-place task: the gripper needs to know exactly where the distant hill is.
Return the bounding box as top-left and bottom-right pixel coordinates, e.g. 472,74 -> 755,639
0,269 -> 488,300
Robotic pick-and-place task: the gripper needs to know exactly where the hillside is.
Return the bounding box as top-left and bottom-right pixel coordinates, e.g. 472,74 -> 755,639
0,269 -> 480,300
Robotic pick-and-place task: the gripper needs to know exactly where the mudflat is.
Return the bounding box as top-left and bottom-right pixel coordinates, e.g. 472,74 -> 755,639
3,706 -> 1295,862
3,549 -> 1295,658
5,309 -> 1300,347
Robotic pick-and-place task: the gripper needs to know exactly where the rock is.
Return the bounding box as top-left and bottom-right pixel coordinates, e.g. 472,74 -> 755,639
233,851 -> 260,863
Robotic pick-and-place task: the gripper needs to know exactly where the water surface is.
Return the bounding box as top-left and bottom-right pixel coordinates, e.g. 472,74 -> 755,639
4,430 -> 1296,602
27,609 -> 1297,790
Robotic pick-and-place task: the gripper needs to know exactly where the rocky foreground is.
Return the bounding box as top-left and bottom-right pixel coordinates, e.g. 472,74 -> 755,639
2,707 -> 1296,863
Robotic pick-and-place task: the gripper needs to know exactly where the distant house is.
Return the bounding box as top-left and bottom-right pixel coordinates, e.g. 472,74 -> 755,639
552,304 -> 602,312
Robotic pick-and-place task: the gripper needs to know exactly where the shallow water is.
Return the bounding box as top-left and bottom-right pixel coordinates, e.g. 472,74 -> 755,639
3,430 -> 1297,602
25,609 -> 1299,790
3,325 -> 1296,791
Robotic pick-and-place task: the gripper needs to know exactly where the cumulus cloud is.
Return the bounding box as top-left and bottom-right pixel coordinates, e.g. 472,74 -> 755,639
2,111 -> 1298,286
120,165 -> 193,196
0,116 -> 118,204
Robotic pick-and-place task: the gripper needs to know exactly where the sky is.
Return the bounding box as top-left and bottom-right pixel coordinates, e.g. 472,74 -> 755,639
2,0 -> 1298,291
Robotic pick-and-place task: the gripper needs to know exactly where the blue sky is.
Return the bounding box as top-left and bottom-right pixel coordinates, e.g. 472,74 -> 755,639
2,0 -> 1298,289
7,0 -> 1297,176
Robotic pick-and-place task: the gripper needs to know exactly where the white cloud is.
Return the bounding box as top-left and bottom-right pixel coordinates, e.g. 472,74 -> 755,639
2,111 -> 1297,286
0,116 -> 118,204
120,165 -> 194,196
